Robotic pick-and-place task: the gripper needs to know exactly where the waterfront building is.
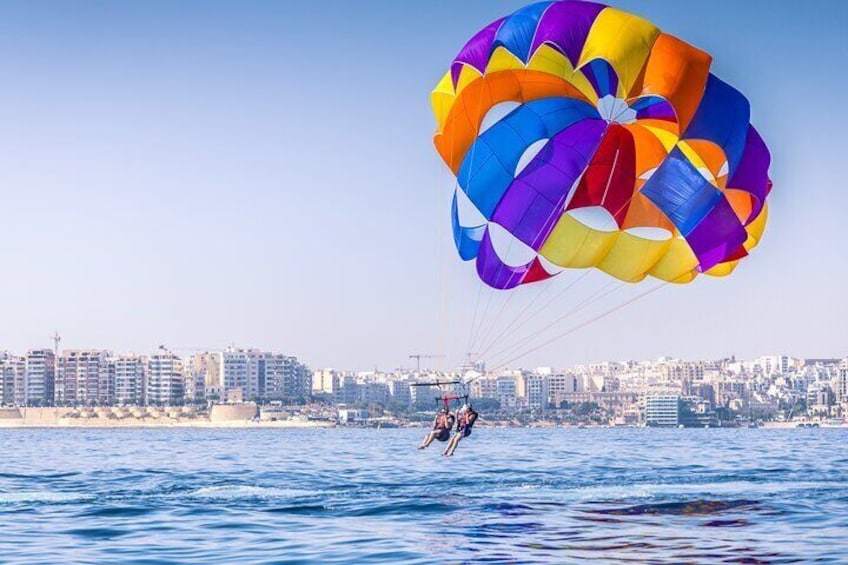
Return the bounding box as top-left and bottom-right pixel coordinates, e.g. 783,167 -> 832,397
312,369 -> 341,396
560,391 -> 639,417
183,367 -> 206,404
188,352 -> 224,402
470,376 -> 498,400
679,396 -> 718,427
388,379 -> 413,406
547,372 -> 581,406
836,367 -> 847,404
25,349 -> 56,406
0,354 -> 25,406
521,373 -> 549,412
146,348 -> 184,405
645,395 -> 681,427
338,375 -> 360,405
55,350 -> 112,406
263,354 -> 311,401
337,404 -> 368,424
807,384 -> 835,417
359,382 -> 390,406
217,348 -> 311,401
113,355 -> 145,405
496,375 -> 517,409
221,348 -> 261,400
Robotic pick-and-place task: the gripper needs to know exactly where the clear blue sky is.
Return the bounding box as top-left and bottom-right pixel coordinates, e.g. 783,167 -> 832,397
0,1 -> 845,370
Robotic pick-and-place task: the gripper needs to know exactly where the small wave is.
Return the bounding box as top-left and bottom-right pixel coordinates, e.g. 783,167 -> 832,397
0,491 -> 91,504
76,506 -> 155,518
346,500 -> 455,517
497,480 -> 846,502
183,485 -> 322,500
0,471 -> 80,480
591,499 -> 760,516
265,503 -> 328,515
64,527 -> 128,540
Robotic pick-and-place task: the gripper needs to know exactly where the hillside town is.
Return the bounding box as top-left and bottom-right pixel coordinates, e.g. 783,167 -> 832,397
315,355 -> 848,427
1,343 -> 847,427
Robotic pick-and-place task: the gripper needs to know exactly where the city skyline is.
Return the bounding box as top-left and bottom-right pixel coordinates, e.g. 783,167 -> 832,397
0,0 -> 845,370
0,343 -> 311,407
5,343 -> 845,431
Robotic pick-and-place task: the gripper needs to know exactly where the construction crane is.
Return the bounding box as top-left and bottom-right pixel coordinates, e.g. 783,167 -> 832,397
408,353 -> 445,372
51,331 -> 61,357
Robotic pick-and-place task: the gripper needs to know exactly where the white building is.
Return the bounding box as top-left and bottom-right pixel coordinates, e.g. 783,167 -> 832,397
188,352 -> 224,401
645,395 -> 680,427
113,355 -> 145,405
263,354 -> 311,400
0,354 -> 25,406
313,369 -> 341,396
389,379 -> 413,406
548,372 -> 581,406
25,349 -> 56,406
835,366 -> 847,405
496,375 -> 517,409
56,350 -> 112,406
190,349 -> 311,402
523,374 -> 549,412
146,348 -> 184,405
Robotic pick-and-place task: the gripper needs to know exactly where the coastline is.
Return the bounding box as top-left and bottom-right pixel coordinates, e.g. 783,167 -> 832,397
0,419 -> 335,429
0,406 -> 335,429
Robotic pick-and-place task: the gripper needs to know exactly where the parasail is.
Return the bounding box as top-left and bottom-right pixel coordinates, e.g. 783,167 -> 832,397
432,0 -> 772,291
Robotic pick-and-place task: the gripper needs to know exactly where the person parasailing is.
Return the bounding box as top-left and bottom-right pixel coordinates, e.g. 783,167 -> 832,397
443,403 -> 478,457
418,405 -> 455,449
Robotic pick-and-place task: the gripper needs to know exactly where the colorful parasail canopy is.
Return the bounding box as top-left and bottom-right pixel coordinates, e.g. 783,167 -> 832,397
431,0 -> 772,290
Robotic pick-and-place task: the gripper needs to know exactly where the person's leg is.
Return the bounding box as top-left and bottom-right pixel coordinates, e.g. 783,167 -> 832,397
419,431 -> 435,449
441,435 -> 453,455
443,433 -> 460,456
446,432 -> 465,456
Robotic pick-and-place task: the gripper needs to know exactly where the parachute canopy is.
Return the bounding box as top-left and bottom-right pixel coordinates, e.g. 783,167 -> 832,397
432,0 -> 772,290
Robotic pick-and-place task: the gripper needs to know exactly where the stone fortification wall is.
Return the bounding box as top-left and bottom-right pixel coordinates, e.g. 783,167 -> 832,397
209,403 -> 258,422
0,407 -> 23,420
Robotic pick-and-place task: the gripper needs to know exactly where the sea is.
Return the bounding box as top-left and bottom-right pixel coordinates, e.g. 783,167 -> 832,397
1,427 -> 846,564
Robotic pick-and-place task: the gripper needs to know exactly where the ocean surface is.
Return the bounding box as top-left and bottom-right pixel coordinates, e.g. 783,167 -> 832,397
1,427 -> 846,564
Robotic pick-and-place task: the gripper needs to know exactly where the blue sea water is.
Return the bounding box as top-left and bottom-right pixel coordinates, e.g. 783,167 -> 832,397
1,427 -> 847,564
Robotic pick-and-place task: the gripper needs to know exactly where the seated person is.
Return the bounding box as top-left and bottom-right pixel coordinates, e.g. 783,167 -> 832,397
443,404 -> 478,457
418,406 -> 455,449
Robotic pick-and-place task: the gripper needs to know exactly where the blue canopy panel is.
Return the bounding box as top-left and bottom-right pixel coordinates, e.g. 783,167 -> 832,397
682,74 -> 751,178
492,1 -> 555,63
641,147 -> 747,270
581,58 -> 620,99
640,147 -> 722,236
451,192 -> 486,261
457,97 -> 600,219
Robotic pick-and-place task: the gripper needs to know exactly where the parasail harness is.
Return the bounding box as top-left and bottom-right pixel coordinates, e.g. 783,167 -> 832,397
411,380 -> 476,435
411,380 -> 470,411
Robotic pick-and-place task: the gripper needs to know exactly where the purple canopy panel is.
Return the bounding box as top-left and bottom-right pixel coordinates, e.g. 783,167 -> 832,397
686,198 -> 748,272
451,18 -> 506,86
631,96 -> 678,122
476,229 -> 533,290
491,118 -> 606,250
727,125 -> 771,223
530,1 -> 607,66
